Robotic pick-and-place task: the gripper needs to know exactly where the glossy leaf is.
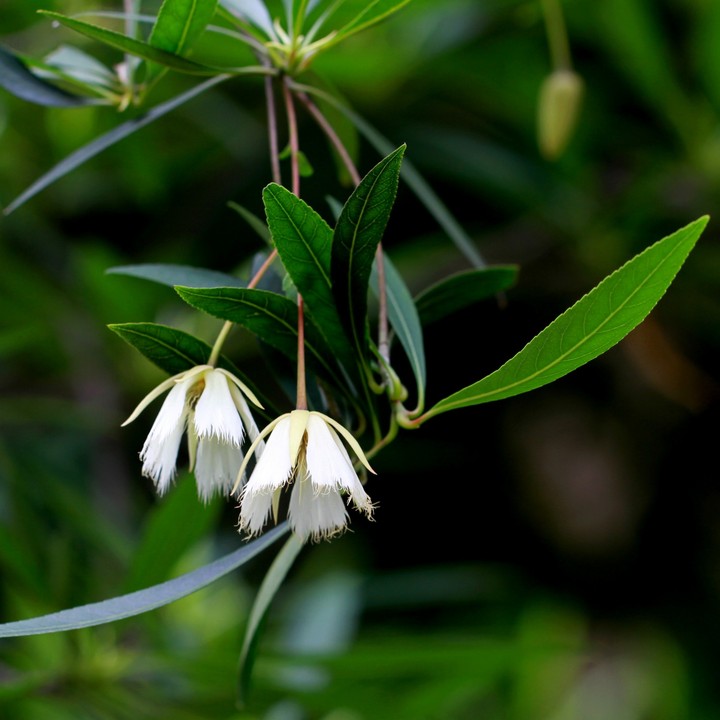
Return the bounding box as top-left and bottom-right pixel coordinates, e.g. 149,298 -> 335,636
150,0 -> 219,55
415,266 -> 518,326
0,525 -> 288,637
423,217 -> 708,419
0,45 -> 95,107
262,183 -> 359,390
108,321 -> 216,375
238,533 -> 304,705
175,286 -> 349,392
332,145 -> 405,363
107,263 -> 245,288
39,12 -> 223,75
371,254 -> 426,411
3,75 -> 228,215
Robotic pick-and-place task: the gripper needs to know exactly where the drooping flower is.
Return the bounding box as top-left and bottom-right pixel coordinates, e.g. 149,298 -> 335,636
122,365 -> 263,501
237,409 -> 375,542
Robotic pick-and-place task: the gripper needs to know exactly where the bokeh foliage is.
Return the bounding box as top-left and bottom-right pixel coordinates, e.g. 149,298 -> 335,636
2,0 -> 720,718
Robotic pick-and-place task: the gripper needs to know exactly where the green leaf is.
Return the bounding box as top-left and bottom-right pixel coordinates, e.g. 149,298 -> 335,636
150,0 -> 219,55
415,266 -> 519,326
0,44 -> 95,107
227,202 -> 271,243
262,183 -> 360,391
3,75 -> 228,215
108,321 -> 216,375
107,263 -> 245,288
424,217 -> 708,419
238,534 -> 304,706
332,145 -> 405,362
220,0 -> 275,37
175,286 -> 350,393
370,254 -> 426,412
40,12 -> 226,75
0,525 -> 288,637
108,322 -> 277,417
147,0 -> 219,82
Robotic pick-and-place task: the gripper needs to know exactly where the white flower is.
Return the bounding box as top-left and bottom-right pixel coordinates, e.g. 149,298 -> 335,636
237,409 -> 375,542
122,365 -> 263,501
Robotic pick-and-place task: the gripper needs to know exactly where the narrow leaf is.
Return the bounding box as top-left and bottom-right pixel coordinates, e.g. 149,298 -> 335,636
175,286 -> 350,392
332,145 -> 405,362
0,525 -> 287,637
40,12 -> 223,75
150,0 -> 219,56
107,263 -> 245,288
262,183 -> 360,390
370,254 -> 426,412
424,217 -> 708,419
415,266 -> 518,326
0,45 -> 94,107
220,0 -> 275,36
325,0 -> 413,48
227,202 -> 271,243
3,75 -> 228,215
238,534 -> 304,705
108,321 -> 276,415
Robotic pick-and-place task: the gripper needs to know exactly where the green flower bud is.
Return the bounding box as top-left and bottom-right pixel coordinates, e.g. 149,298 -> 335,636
537,69 -> 584,160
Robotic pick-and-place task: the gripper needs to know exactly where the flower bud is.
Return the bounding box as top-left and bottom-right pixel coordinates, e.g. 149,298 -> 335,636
537,69 -> 584,160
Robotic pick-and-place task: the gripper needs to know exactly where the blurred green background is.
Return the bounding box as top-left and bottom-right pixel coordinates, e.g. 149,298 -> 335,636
2,0 -> 720,718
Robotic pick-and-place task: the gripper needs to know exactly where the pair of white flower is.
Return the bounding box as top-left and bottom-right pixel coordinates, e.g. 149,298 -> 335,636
124,365 -> 374,541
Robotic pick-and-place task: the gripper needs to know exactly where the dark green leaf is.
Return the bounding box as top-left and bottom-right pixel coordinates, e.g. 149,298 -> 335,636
415,266 -> 518,326
227,202 -> 271,243
175,286 -> 350,392
371,254 -> 426,411
3,75 -> 228,215
424,217 -> 708,419
108,321 -> 216,375
0,525 -> 288,637
40,12 -> 224,75
0,45 -> 95,107
238,534 -> 304,705
108,322 -> 277,417
262,183 -> 360,391
107,263 -> 245,288
332,145 -> 405,362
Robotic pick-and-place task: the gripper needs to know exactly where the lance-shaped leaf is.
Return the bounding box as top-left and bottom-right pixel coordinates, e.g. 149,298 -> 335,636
0,45 -> 95,107
332,145 -> 405,362
175,286 -> 350,393
262,183 -> 359,392
3,74 -> 228,215
147,0 -> 219,82
423,217 -> 708,420
370,254 -> 426,413
107,263 -> 245,288
40,12 -> 228,75
0,525 -> 287,637
415,266 -> 519,326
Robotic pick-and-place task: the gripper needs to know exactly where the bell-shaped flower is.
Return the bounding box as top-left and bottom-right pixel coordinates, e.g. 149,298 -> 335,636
237,409 -> 374,542
122,365 -> 263,501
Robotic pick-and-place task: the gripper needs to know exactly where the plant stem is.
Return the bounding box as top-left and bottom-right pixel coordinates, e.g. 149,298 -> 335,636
296,296 -> 307,410
542,0 -> 571,70
297,90 -> 390,364
265,74 -> 282,185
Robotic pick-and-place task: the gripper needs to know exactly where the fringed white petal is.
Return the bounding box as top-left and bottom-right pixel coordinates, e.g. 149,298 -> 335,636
288,476 -> 348,542
243,415 -> 294,494
238,488 -> 275,536
139,381 -> 189,493
305,414 -> 357,492
193,369 -> 245,445
194,436 -> 245,502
